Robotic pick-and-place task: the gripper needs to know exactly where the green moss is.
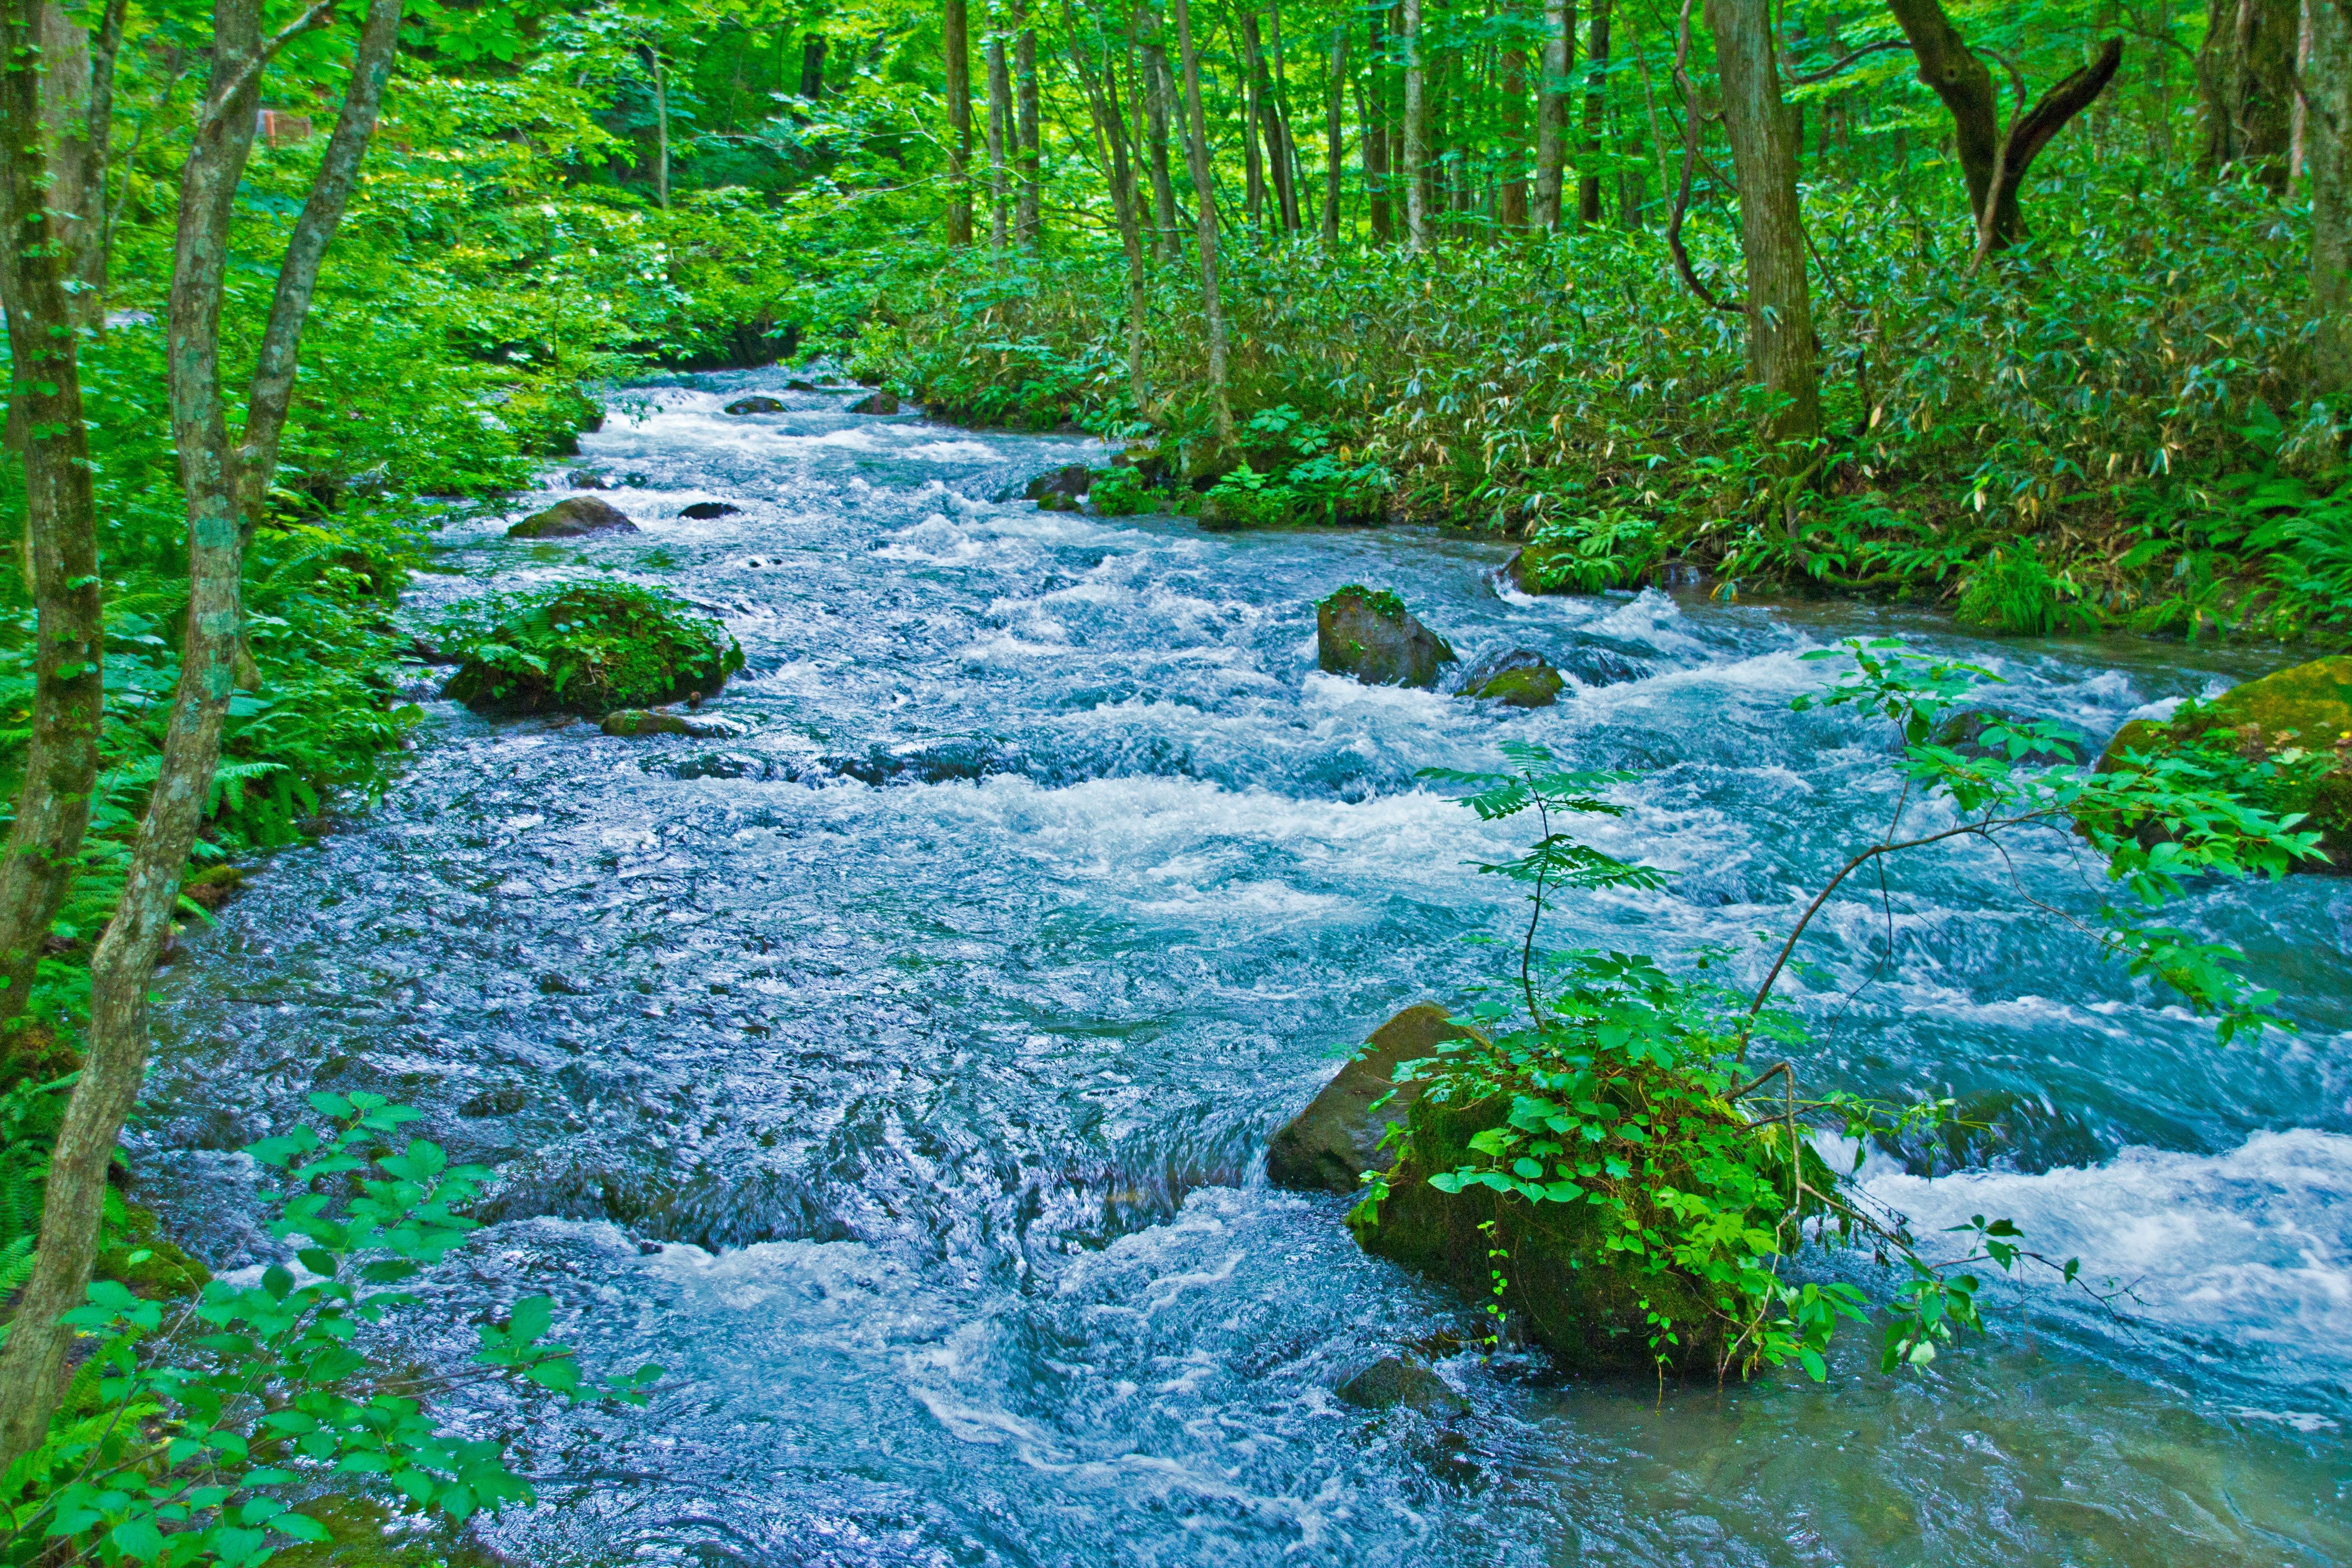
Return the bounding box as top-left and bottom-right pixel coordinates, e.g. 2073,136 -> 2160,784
1470,664 -> 1563,708
438,581 -> 745,719
1320,583 -> 1407,619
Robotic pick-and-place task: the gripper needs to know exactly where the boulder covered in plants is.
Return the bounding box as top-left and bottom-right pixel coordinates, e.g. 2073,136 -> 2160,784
1458,648 -> 1565,709
2097,654 -> 2352,868
1267,1003 -> 1470,1194
439,581 -> 745,718
601,708 -> 745,739
1317,585 -> 1455,688
725,395 -> 786,415
848,389 -> 900,415
507,496 -> 639,540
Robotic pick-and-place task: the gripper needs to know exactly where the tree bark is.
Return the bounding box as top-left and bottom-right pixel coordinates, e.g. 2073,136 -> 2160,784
645,41 -> 669,209
1499,24 -> 1528,228
1063,0 -> 1149,408
2309,0 -> 2351,390
1142,29 -> 1181,260
1323,17 -> 1348,246
0,0 -> 403,1478
1702,0 -> 1820,467
1965,41 -> 2122,265
1014,0 -> 1040,243
1169,0 -> 1234,445
987,29 -> 1010,249
0,0 -> 107,1035
1365,5 -> 1392,240
1533,0 -> 1572,225
946,0 -> 974,244
799,32 -> 827,98
1401,0 -> 1427,247
2197,0 -> 2298,186
1240,11 -> 1299,230
1577,0 -> 1609,224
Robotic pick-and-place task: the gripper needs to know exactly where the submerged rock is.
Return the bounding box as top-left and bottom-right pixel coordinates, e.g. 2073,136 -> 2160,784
1335,1356 -> 1468,1416
785,378 -> 818,392
848,389 -> 901,415
1316,585 -> 1455,689
1267,1003 -> 1473,1193
2097,654 -> 2352,869
725,395 -> 787,415
566,469 -> 609,490
679,501 -> 742,519
1024,464 -> 1094,507
601,708 -> 745,739
507,496 -> 639,539
673,751 -> 774,780
1459,648 -> 1564,709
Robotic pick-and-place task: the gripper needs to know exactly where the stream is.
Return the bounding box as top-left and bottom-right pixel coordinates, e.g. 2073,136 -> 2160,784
134,374 -> 2352,1566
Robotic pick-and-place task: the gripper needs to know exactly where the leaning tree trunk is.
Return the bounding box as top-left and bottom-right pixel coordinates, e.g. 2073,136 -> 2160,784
0,0 -> 109,1036
1533,0 -> 1572,226
2310,0 -> 2352,392
1703,0 -> 1820,472
945,0 -> 974,244
1885,0 -> 2122,250
1401,0 -> 1427,248
0,0 -> 405,1478
1168,0 -> 1234,446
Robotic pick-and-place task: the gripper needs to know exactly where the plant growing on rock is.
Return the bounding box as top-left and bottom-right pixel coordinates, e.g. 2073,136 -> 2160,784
437,581 -> 745,718
1356,639 -> 2323,1380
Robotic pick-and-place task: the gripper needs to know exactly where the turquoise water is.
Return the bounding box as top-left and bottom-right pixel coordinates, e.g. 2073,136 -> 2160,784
137,375 -> 2351,1565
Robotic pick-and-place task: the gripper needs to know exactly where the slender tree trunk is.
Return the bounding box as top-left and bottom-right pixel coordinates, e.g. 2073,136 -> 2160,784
1401,0 -> 1427,247
1323,17 -> 1348,246
1499,18 -> 1529,227
646,41 -> 669,209
1169,0 -> 1234,445
1141,20 -> 1181,260
1702,0 -> 1819,470
2293,0 -> 2312,179
2310,0 -> 2352,390
946,0 -> 975,244
1063,0 -> 1150,408
1238,12 -> 1266,224
0,0 -> 107,1035
1577,0 -> 1609,224
1533,0 -> 1571,225
987,29 -> 1010,249
1240,11 -> 1298,230
1014,0 -> 1040,242
1269,0 -> 1304,225
0,0 -> 404,1477
2149,0 -> 2176,161
799,32 -> 827,97
1366,5 -> 1392,239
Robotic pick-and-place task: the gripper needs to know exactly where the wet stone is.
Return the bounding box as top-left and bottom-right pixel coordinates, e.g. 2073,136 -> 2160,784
1336,1356 -> 1469,1417
680,501 -> 743,519
725,396 -> 787,415
848,390 -> 901,415
507,496 -> 639,539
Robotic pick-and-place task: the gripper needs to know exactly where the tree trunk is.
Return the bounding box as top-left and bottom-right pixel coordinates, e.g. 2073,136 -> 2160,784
1169,0 -> 1234,446
1063,0 -> 1149,408
2310,0 -> 2351,391
1365,5 -> 1392,240
1323,18 -> 1348,246
1139,5 -> 1181,261
1269,0 -> 1304,225
1238,12 -> 1266,224
0,0 -> 108,1036
946,0 -> 974,244
1240,11 -> 1298,230
646,41 -> 669,209
1401,0 -> 1427,247
2149,0 -> 2176,161
987,29 -> 1010,249
799,32 -> 827,98
1499,21 -> 1529,228
1014,0 -> 1040,243
1533,0 -> 1572,225
1886,0 -> 2122,250
0,0 -> 405,1477
1577,0 -> 1608,224
2197,0 -> 2298,187
1702,0 -> 1819,467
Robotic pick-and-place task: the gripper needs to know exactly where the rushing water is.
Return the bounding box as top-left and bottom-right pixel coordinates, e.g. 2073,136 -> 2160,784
134,375 -> 2352,1566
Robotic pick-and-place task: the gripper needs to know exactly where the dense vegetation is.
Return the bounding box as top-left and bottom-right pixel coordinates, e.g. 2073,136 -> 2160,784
0,0 -> 2343,1556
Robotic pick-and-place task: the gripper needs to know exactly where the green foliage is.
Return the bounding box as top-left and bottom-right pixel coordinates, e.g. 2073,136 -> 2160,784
0,1092 -> 659,1568
1955,540 -> 2099,634
436,579 -> 745,717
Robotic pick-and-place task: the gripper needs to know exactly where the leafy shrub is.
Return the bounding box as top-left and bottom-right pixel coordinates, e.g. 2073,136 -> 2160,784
1,1092 -> 660,1568
1088,466 -> 1152,516
437,581 -> 745,717
1955,540 -> 2100,634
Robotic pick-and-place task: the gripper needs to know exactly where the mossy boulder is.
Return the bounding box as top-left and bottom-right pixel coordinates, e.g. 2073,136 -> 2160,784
1506,539 -> 1578,595
1459,648 -> 1564,709
440,581 -> 745,719
1267,1003 -> 1470,1193
180,863 -> 246,911
848,389 -> 901,415
2097,654 -> 2352,869
601,707 -> 744,739
506,495 -> 639,540
1317,585 -> 1455,688
725,395 -> 786,415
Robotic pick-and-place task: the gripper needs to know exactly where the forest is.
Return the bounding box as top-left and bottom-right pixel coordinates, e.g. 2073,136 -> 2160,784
0,0 -> 2347,1561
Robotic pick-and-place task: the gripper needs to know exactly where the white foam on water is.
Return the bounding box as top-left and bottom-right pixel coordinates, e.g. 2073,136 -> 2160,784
1862,1128 -> 2352,1362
